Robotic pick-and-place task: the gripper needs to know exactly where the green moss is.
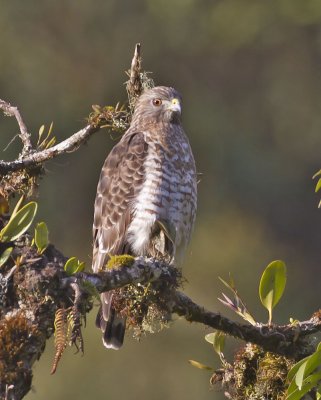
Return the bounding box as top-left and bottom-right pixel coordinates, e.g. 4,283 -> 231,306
87,104 -> 130,131
106,255 -> 135,270
231,344 -> 294,399
110,264 -> 181,340
0,312 -> 40,384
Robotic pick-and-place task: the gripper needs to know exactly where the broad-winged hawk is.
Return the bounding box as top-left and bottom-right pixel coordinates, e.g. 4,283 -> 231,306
92,86 -> 197,349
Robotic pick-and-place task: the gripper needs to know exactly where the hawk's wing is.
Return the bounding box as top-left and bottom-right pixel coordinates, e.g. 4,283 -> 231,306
92,131 -> 148,273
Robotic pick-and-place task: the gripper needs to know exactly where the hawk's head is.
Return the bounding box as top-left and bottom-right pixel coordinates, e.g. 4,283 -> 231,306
132,86 -> 182,126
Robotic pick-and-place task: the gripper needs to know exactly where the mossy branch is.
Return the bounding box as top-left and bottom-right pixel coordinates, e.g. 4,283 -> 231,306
1,244 -> 321,399
72,262 -> 321,359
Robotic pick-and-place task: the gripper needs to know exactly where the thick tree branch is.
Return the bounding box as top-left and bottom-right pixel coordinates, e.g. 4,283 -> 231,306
1,240 -> 319,399
65,259 -> 320,359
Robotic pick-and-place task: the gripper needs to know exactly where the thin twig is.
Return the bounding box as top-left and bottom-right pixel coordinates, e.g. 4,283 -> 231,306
0,124 -> 99,174
0,100 -> 32,156
126,43 -> 143,110
0,44 -> 143,175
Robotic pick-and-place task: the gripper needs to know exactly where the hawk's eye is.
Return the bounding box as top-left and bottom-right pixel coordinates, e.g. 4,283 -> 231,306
152,98 -> 162,107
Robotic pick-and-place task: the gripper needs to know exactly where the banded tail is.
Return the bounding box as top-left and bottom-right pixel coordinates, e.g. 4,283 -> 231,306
96,292 -> 126,350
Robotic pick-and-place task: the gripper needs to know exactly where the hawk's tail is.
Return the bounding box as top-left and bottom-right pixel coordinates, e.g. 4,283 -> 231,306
96,292 -> 126,350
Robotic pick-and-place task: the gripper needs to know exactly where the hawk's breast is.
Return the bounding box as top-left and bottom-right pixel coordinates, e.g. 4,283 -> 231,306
127,127 -> 197,259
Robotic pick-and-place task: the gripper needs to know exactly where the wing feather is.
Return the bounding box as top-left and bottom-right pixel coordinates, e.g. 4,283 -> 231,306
92,132 -> 148,272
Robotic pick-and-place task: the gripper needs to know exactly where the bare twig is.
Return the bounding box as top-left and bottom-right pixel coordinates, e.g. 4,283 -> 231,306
0,124 -> 99,174
126,43 -> 143,110
0,100 -> 32,156
0,44 -> 146,177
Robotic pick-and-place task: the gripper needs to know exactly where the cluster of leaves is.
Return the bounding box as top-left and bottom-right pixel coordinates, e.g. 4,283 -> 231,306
88,103 -> 130,132
0,198 -> 93,376
217,260 -> 286,327
286,344 -> 321,400
189,260 -> 305,399
64,256 -> 85,276
36,123 -> 56,150
0,196 -> 49,270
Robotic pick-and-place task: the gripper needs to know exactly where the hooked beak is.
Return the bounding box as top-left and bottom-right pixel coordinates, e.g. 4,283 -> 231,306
168,98 -> 181,115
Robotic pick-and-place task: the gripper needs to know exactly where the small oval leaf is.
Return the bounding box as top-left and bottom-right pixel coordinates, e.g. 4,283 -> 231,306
0,247 -> 13,268
295,361 -> 308,390
213,332 -> 226,356
259,260 -> 286,324
287,355 -> 310,382
64,257 -> 78,276
35,222 -> 49,254
0,202 -> 38,242
205,333 -> 216,345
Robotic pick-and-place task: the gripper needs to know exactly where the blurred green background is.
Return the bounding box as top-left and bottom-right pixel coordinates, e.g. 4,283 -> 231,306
1,1 -> 321,399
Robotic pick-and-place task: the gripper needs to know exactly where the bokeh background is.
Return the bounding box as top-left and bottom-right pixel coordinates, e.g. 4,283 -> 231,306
1,1 -> 321,399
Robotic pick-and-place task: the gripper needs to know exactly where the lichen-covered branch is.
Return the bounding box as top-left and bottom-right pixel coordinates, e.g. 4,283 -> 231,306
1,233 -> 320,399
0,124 -> 99,174
75,263 -> 319,359
0,43 -> 145,178
0,100 -> 32,156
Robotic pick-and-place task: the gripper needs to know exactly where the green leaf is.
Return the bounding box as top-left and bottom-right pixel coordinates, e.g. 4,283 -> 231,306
34,222 -> 49,254
64,257 -> 85,276
295,360 -> 308,390
11,195 -> 25,219
45,136 -> 56,149
302,349 -> 321,380
218,276 -> 256,325
315,178 -> 321,193
287,355 -> 310,382
259,260 -> 286,324
64,257 -> 78,276
75,262 -> 85,273
286,371 -> 321,400
0,202 -> 38,242
287,349 -> 321,396
213,332 -> 226,356
37,124 -> 45,146
205,333 -> 216,345
205,331 -> 226,362
0,247 -> 13,268
188,360 -> 213,371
